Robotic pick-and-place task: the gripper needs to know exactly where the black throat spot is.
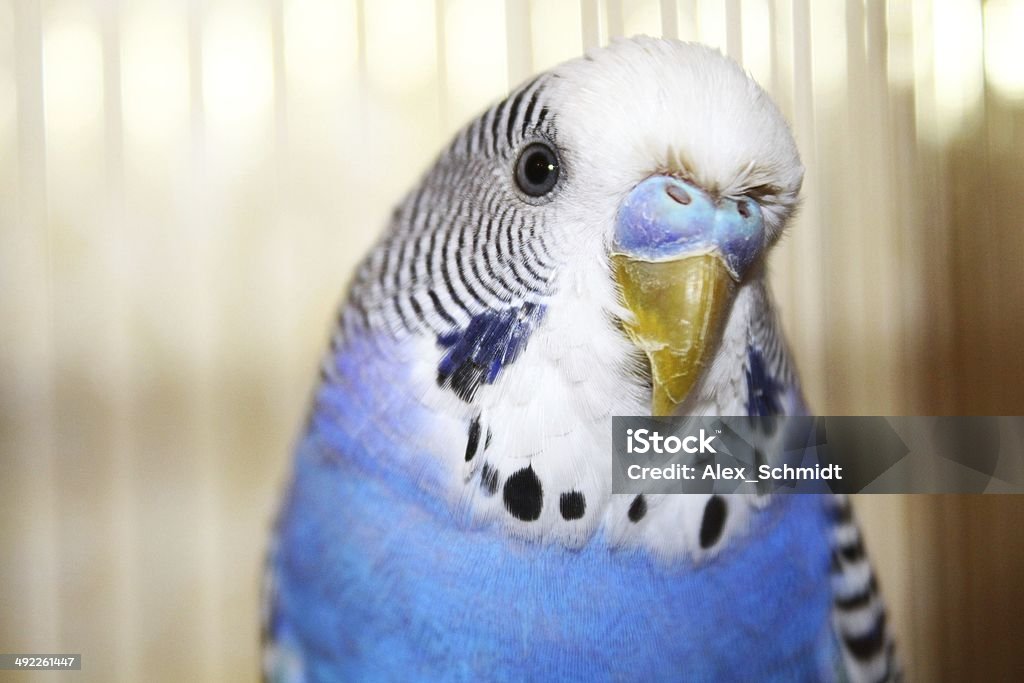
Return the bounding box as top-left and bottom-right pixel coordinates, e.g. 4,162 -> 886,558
503,466 -> 544,521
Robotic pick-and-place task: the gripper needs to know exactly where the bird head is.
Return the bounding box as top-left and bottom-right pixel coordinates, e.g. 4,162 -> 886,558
543,38 -> 804,414
346,37 -> 803,420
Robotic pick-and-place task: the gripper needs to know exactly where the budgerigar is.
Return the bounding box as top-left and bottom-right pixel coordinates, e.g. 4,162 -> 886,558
265,38 -> 898,682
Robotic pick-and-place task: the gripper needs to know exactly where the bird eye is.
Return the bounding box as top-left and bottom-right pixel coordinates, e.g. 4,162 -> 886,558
514,142 -> 560,197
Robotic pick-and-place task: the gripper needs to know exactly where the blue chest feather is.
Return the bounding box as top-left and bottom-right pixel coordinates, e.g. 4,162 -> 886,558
436,303 -> 546,401
272,434 -> 838,682
269,337 -> 841,682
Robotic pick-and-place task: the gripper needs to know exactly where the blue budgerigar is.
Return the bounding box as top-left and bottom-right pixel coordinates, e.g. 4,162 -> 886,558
265,38 -> 898,682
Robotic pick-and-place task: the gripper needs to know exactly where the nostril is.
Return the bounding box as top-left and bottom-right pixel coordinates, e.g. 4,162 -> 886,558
736,199 -> 751,218
666,184 -> 691,206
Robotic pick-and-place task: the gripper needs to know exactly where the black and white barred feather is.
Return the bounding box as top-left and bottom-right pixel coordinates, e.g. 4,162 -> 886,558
343,75 -> 562,341
829,495 -> 902,682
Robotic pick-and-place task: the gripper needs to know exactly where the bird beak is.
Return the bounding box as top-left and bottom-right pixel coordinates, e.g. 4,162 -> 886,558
613,253 -> 737,416
612,175 -> 763,416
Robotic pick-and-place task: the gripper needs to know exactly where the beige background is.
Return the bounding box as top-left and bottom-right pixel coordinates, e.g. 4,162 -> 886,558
1,0 -> 1023,681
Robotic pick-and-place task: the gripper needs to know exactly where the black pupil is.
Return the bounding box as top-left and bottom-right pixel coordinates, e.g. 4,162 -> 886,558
516,142 -> 559,197
525,151 -> 552,186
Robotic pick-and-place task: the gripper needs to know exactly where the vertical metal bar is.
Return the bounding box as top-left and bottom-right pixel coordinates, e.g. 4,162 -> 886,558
188,0 -> 206,152
659,0 -> 675,38
972,10 -> 1006,415
266,4 -> 295,677
837,0 -> 869,412
355,0 -> 370,137
676,0 -> 696,40
580,0 -> 601,50
355,0 -> 368,84
435,0 -> 449,132
770,0 -> 792,115
506,0 -> 533,86
0,0 -> 22,661
909,0 -> 954,412
660,0 -> 679,39
864,0 -> 904,411
272,0 -> 288,154
766,0 -> 796,330
11,5 -> 60,678
97,2 -> 141,680
606,0 -> 624,39
788,0 -> 827,407
186,2 -> 223,681
270,0 -> 292,382
725,0 -> 742,61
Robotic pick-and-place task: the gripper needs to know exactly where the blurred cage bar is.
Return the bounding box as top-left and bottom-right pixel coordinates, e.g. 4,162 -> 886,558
1,0 -> 1023,681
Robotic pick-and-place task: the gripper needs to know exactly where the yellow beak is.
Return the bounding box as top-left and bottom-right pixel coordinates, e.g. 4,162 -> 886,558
613,253 -> 738,416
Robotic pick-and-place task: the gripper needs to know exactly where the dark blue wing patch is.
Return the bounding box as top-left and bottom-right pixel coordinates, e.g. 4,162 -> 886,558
436,302 -> 546,402
745,346 -> 783,417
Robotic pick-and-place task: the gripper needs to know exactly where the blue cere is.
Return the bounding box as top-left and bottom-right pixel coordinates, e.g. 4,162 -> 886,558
613,175 -> 764,278
435,302 -> 546,402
